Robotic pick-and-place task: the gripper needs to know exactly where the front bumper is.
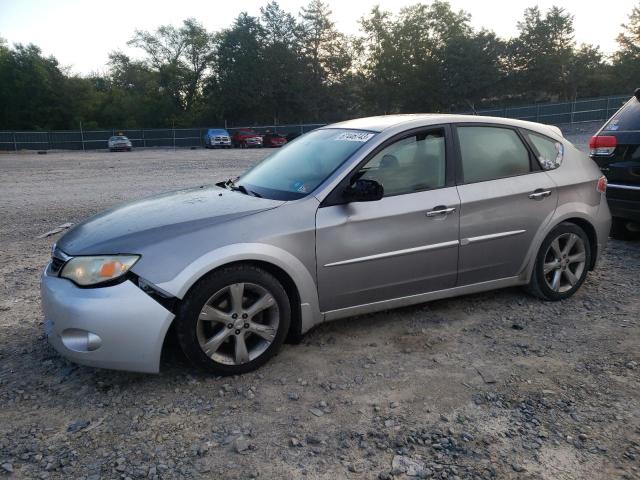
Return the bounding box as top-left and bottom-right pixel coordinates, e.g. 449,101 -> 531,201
41,272 -> 174,373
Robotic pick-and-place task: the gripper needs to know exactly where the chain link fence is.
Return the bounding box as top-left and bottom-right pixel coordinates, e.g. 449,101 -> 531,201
0,93 -> 631,151
0,124 -> 326,152
461,93 -> 629,124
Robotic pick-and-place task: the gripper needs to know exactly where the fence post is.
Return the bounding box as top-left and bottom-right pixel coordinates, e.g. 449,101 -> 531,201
605,96 -> 611,120
570,98 -> 575,124
142,129 -> 146,148
80,121 -> 85,151
13,132 -> 17,152
536,105 -> 540,123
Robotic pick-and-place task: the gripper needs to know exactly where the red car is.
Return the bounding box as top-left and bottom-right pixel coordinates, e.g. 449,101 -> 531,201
262,133 -> 288,148
231,129 -> 263,148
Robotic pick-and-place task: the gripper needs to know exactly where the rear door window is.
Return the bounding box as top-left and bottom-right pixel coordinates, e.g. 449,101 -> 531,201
604,97 -> 640,132
457,126 -> 531,183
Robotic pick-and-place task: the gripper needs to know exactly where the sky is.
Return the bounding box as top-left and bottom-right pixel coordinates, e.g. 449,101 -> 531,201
0,0 -> 636,75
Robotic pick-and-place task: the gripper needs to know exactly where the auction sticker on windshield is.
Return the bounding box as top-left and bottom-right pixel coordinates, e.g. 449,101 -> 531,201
333,132 -> 375,142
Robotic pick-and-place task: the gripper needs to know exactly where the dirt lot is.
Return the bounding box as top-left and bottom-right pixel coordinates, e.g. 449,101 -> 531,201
0,141 -> 639,480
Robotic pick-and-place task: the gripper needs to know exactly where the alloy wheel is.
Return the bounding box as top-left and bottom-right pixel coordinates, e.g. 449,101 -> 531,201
542,232 -> 587,293
196,282 -> 279,365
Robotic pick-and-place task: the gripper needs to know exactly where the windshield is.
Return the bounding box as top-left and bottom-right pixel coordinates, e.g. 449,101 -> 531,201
111,136 -> 128,141
238,128 -> 375,200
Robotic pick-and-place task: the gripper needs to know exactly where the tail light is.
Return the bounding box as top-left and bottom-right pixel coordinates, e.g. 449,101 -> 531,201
589,135 -> 616,156
596,175 -> 607,193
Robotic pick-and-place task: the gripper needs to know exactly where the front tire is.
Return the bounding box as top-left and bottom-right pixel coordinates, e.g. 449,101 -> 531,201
176,265 -> 291,375
526,223 -> 591,301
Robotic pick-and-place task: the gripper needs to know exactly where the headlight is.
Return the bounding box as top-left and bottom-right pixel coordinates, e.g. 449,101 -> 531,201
60,255 -> 139,286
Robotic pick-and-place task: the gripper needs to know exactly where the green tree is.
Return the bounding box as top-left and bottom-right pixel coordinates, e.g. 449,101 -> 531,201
259,1 -> 306,123
214,13 -> 266,124
298,0 -> 353,120
358,2 -> 504,113
506,6 -> 575,100
0,43 -> 69,129
128,19 -> 215,113
613,3 -> 640,92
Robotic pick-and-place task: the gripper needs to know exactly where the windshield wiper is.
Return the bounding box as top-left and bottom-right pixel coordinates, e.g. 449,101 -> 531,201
230,183 -> 249,195
224,178 -> 262,198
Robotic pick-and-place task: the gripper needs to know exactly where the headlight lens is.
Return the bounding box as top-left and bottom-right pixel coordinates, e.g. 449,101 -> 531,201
60,255 -> 139,286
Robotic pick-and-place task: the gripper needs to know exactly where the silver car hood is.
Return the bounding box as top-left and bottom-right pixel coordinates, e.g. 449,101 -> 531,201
57,186 -> 284,255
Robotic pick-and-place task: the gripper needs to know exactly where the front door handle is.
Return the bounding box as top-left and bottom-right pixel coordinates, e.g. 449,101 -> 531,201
528,189 -> 552,200
426,206 -> 456,217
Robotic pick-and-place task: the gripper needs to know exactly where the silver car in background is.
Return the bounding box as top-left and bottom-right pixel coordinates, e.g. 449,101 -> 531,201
41,115 -> 611,375
107,135 -> 132,152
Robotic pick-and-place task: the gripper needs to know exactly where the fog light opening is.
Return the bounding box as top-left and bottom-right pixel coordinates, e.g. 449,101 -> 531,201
61,329 -> 102,352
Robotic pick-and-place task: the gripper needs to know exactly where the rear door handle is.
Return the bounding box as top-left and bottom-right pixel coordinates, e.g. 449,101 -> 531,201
426,206 -> 456,217
528,189 -> 552,200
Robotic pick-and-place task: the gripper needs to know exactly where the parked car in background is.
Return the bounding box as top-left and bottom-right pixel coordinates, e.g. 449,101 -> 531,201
107,135 -> 132,152
286,131 -> 302,142
231,129 -> 263,148
203,128 -> 231,148
262,132 -> 287,148
589,88 -> 640,239
42,114 -> 610,375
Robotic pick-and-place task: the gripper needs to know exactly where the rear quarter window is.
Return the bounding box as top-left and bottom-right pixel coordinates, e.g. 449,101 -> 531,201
603,97 -> 640,132
525,131 -> 564,170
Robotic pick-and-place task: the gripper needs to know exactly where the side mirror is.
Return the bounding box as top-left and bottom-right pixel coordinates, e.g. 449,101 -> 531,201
344,178 -> 384,202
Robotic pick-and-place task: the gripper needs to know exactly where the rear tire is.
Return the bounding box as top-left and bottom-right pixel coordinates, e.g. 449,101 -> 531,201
176,265 -> 291,375
525,222 -> 591,301
611,217 -> 640,240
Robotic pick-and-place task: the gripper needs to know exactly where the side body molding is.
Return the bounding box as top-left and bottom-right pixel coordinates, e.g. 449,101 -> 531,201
155,243 -> 322,334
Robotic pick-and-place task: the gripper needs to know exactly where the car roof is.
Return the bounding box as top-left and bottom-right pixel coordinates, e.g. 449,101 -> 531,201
207,128 -> 228,133
326,114 -> 563,140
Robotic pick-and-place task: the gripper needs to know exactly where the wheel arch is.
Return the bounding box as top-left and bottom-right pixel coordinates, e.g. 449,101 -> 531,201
217,259 -> 304,343
522,212 -> 601,282
155,243 -> 322,337
559,217 -> 598,270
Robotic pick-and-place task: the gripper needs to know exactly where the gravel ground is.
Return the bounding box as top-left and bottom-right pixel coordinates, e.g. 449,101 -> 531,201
0,136 -> 639,480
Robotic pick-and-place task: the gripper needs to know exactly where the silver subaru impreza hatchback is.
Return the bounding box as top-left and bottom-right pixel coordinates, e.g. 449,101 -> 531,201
41,115 -> 611,375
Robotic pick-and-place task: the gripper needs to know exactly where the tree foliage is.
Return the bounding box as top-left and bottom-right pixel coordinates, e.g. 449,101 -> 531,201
613,4 -> 640,92
0,1 -> 638,130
